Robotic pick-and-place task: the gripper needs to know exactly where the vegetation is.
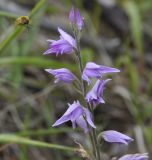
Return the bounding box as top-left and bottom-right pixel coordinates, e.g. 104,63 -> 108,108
0,0 -> 152,159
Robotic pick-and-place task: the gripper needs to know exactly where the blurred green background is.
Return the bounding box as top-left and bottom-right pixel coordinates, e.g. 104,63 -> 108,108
0,0 -> 152,159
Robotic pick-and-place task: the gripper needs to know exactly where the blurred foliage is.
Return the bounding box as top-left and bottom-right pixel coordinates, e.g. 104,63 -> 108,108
0,0 -> 152,159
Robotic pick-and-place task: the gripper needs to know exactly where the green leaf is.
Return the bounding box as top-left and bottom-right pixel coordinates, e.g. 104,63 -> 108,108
0,134 -> 76,152
0,57 -> 76,71
0,11 -> 18,19
124,1 -> 143,55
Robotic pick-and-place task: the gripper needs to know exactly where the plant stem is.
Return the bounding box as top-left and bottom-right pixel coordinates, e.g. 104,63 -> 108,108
0,11 -> 18,19
76,52 -> 97,159
91,116 -> 101,160
74,29 -> 101,160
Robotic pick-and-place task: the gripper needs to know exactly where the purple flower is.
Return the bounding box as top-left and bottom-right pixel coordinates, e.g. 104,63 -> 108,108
69,7 -> 84,30
82,62 -> 120,84
119,153 -> 148,160
101,130 -> 133,144
45,68 -> 75,83
43,28 -> 76,55
52,101 -> 96,133
86,79 -> 111,106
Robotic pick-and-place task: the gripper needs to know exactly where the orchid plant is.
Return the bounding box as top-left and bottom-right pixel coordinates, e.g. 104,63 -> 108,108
43,7 -> 148,160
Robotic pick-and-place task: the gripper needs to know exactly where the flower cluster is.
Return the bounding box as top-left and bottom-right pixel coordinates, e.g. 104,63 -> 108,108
43,7 -> 148,160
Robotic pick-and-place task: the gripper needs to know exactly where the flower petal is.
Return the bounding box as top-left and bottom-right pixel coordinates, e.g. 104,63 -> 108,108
58,28 -> 76,47
102,130 -> 133,144
75,116 -> 89,133
82,62 -> 120,84
71,107 -> 83,122
52,101 -> 96,132
52,101 -> 82,127
52,115 -> 70,127
83,108 -> 96,128
119,153 -> 148,160
45,68 -> 75,83
86,79 -> 110,106
44,39 -> 74,55
65,101 -> 82,116
69,7 -> 84,30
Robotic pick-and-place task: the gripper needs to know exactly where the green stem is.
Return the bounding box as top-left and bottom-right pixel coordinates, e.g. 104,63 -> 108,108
0,11 -> 18,19
76,53 -> 97,159
29,0 -> 46,19
0,134 -> 76,152
92,121 -> 101,160
0,57 -> 76,70
76,53 -> 86,95
73,28 -> 101,160
0,27 -> 24,53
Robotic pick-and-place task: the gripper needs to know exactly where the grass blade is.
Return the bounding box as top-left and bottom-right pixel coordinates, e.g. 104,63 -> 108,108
0,134 -> 76,152
0,57 -> 76,71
